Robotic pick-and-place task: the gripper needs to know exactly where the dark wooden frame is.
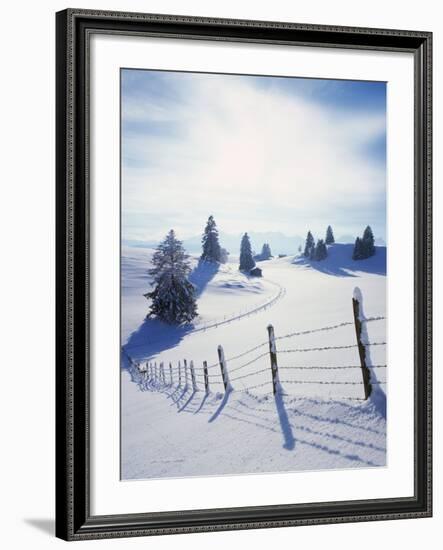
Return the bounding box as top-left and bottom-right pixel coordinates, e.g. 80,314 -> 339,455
55,8 -> 432,541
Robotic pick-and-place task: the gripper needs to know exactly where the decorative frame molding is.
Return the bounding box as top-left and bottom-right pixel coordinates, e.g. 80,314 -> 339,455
55,8 -> 432,541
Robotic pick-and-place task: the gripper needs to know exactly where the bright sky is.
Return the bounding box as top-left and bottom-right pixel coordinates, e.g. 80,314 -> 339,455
121,69 -> 386,243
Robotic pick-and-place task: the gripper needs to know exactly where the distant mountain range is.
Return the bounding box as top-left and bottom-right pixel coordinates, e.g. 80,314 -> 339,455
123,232 -> 304,256
123,231 -> 386,256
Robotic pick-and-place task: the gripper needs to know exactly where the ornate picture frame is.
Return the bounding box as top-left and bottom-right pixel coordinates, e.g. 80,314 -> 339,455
55,8 -> 432,541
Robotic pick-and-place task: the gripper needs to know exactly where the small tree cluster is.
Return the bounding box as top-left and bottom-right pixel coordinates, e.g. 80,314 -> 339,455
201,215 -> 221,263
261,243 -> 272,259
303,230 -> 329,261
312,239 -> 328,261
145,230 -> 197,324
255,243 -> 272,261
352,226 -> 376,260
239,233 -> 255,272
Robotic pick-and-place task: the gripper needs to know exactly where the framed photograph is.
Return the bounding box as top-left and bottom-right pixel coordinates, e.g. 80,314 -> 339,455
55,9 -> 432,541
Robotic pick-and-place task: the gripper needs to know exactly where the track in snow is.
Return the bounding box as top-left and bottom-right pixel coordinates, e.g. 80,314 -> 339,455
191,279 -> 286,334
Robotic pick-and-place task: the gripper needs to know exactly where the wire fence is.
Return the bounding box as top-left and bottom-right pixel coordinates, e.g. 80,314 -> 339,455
124,280 -> 285,353
124,290 -> 386,401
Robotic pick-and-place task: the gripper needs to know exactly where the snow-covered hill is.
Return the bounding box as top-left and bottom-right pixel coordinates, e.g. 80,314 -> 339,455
121,243 -> 387,480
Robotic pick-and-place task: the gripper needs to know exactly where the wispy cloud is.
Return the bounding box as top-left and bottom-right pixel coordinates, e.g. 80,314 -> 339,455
122,71 -> 386,242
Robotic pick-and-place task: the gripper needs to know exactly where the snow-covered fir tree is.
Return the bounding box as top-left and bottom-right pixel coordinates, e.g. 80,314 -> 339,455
304,231 -> 315,257
362,225 -> 376,258
145,229 -> 197,324
239,233 -> 255,272
352,237 -> 365,260
352,226 -> 376,260
201,215 -> 221,263
312,239 -> 328,261
325,225 -> 335,245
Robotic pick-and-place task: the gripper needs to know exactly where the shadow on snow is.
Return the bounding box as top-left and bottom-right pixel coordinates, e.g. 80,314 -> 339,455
122,260 -> 220,364
189,259 -> 220,297
131,370 -> 385,465
293,244 -> 386,278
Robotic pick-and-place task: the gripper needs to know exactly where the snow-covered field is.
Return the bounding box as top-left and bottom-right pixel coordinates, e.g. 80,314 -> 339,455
121,244 -> 387,480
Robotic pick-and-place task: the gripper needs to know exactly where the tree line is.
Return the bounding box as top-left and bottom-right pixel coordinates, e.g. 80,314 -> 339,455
145,217 -> 378,324
302,225 -> 376,262
303,225 -> 334,261
145,216 -> 259,324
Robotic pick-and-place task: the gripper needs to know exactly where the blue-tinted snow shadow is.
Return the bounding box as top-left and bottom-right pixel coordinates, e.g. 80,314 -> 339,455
178,389 -> 197,412
274,391 -> 296,450
208,389 -> 232,423
189,259 -> 220,297
122,260 -> 219,364
161,385 -> 213,415
220,399 -> 379,466
293,244 -> 386,278
123,318 -> 194,365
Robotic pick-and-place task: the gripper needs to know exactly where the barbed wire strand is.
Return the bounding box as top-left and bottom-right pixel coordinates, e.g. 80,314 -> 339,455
228,352 -> 269,374
276,316 -> 385,341
279,364 -> 387,370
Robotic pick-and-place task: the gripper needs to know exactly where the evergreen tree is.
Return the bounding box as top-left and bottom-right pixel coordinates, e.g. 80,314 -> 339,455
298,244 -> 302,254
260,243 -> 272,260
313,239 -> 328,261
309,244 -> 316,260
325,225 -> 335,245
352,237 -> 365,260
201,215 -> 221,263
352,226 -> 376,261
304,231 -> 315,258
362,225 -> 376,258
145,230 -> 197,324
239,233 -> 255,272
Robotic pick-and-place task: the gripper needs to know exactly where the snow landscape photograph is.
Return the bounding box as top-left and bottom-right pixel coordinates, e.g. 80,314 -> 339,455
120,68 -> 387,481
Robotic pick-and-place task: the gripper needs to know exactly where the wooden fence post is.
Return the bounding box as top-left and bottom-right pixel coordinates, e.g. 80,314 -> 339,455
190,360 -> 197,391
169,362 -> 173,385
178,361 -> 182,387
267,324 -> 281,395
352,292 -> 372,400
184,359 -> 189,388
217,345 -> 233,392
160,362 -> 165,385
154,362 -> 158,384
203,361 -> 209,394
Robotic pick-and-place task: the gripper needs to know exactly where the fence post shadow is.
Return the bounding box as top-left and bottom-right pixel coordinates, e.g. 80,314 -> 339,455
274,391 -> 296,450
193,392 -> 209,415
178,389 -> 197,412
208,389 -> 233,423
